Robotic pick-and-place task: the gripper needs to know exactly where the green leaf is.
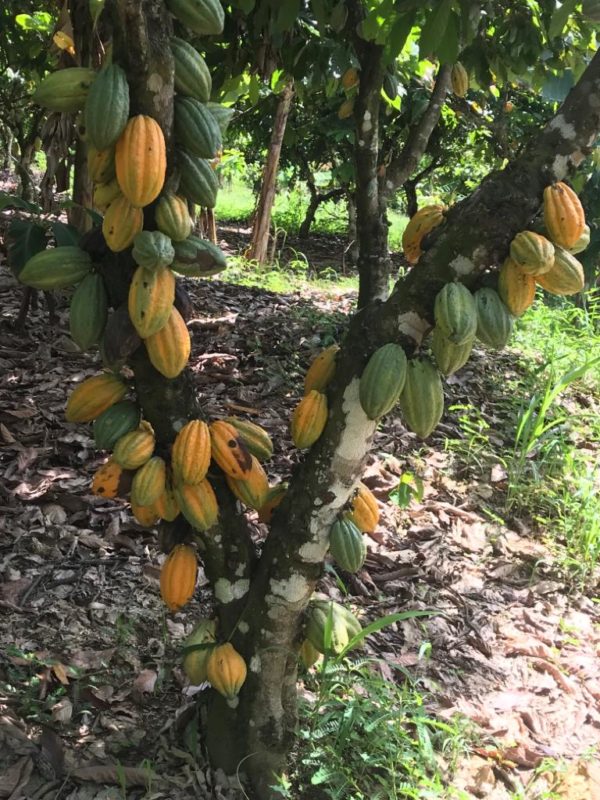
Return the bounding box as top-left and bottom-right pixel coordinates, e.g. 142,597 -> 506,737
548,0 -> 578,39
0,191 -> 41,213
419,0 -> 453,59
89,0 -> 105,28
6,220 -> 47,276
339,610 -> 437,657
50,221 -> 80,247
383,12 -> 417,63
275,0 -> 301,33
436,10 -> 460,64
329,1 -> 348,32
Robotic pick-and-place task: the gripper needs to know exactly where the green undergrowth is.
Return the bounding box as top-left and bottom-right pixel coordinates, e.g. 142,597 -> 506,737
218,253 -> 360,294
276,658 -> 473,800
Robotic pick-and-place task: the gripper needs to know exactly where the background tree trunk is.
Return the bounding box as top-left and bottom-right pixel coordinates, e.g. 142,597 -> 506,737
248,82 -> 294,263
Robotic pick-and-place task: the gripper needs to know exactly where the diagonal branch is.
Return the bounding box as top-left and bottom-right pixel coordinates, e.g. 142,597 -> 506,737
384,63 -> 452,196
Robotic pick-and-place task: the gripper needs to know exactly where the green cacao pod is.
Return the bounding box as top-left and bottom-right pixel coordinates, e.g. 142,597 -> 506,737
304,344 -> 339,394
84,63 -> 130,150
509,231 -> 554,276
113,425 -> 155,469
182,619 -> 217,684
166,0 -> 225,35
20,246 -> 92,290
132,231 -> 175,271
536,246 -> 585,295
93,400 -> 141,450
223,417 -> 273,461
171,37 -> 212,103
359,343 -> 408,420
175,479 -> 219,531
329,517 -> 366,573
69,272 -> 108,350
434,283 -> 477,345
131,456 -> 166,506
33,68 -> 96,112
177,150 -> 219,208
399,358 -> 444,439
175,97 -> 222,159
206,103 -> 235,136
431,328 -> 473,376
306,598 -> 362,655
155,194 -> 193,242
171,234 -> 227,276
128,266 -> 176,339
474,288 -> 513,349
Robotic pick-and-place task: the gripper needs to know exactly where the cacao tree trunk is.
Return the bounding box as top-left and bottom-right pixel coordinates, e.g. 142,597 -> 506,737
248,82 -> 294,264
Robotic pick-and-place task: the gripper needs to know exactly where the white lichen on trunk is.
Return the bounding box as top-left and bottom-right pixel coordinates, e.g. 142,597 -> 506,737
214,578 -> 250,604
397,311 -> 430,344
450,254 -> 475,275
269,575 -> 311,604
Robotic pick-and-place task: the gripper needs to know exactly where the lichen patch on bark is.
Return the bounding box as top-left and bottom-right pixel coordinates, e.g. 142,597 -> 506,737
397,311 -> 430,344
552,153 -> 570,179
336,380 -> 376,467
214,578 -> 250,604
548,115 -> 576,140
450,254 -> 475,275
269,575 -> 311,604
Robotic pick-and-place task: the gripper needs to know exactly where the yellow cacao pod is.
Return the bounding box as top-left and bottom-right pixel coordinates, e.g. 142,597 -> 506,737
543,181 -> 585,248
91,458 -> 125,499
160,544 -> 197,611
115,115 -> 166,208
131,456 -> 166,506
93,178 -> 121,211
175,479 -> 219,531
152,486 -> 180,522
112,426 -> 155,469
402,205 -> 445,264
299,639 -> 322,669
128,265 -> 176,338
304,344 -> 339,394
66,373 -> 127,422
171,419 -> 211,484
349,482 -> 379,533
225,456 -> 270,510
451,62 -> 469,97
209,420 -> 253,478
536,246 -> 585,296
509,231 -> 554,276
145,307 -> 191,378
341,67 -> 359,89
498,258 -> 536,317
291,390 -> 328,449
131,500 -> 160,527
182,619 -> 217,684
87,144 -> 115,183
102,195 -> 144,252
206,643 -> 247,700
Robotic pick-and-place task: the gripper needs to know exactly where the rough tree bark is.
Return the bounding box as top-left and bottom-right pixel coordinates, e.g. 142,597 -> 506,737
78,2 -> 600,797
248,82 -> 294,264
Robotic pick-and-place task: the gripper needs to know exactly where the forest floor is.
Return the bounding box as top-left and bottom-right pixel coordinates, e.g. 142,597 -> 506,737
1,207 -> 600,799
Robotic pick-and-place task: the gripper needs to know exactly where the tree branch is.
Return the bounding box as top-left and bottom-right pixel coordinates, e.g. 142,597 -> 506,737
384,64 -> 452,195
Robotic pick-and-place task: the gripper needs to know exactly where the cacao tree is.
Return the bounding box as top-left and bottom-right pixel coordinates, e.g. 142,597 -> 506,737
14,1 -> 600,799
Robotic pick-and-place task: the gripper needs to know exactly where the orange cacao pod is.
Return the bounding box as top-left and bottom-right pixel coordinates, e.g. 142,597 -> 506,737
225,456 -> 270,510
543,182 -> 585,248
145,307 -> 191,378
509,231 -> 555,276
66,373 -> 127,422
91,458 -> 124,498
175,479 -> 219,531
402,205 -> 445,264
257,483 -> 287,524
291,390 -> 328,449
498,258 -> 536,317
209,420 -> 253,478
349,482 -> 380,532
206,643 -> 247,700
160,544 -> 197,611
102,195 -> 144,252
115,115 -> 166,208
131,500 -> 160,527
304,344 -> 339,394
171,419 -> 211,484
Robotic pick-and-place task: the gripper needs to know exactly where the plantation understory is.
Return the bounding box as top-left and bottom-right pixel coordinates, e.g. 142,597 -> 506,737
1,224 -> 599,799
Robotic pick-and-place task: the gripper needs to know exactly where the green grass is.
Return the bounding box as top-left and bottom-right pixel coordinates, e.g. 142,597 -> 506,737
217,254 -> 359,294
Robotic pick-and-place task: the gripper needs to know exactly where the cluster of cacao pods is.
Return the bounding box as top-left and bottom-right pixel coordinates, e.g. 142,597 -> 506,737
181,617 -> 247,700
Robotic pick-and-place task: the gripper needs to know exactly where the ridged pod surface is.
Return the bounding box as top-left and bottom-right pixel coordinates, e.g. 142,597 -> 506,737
401,205 -> 445,264
84,64 -> 130,150
178,150 -> 219,208
20,246 -> 91,290
306,599 -> 362,655
341,67 -> 359,89
132,231 -> 175,271
223,417 -> 273,461
434,282 -> 477,345
329,517 -> 366,573
290,390 -> 328,449
172,235 -> 227,276
115,115 -> 166,208
66,373 -> 127,423
131,501 -> 160,527
257,483 -> 287,524
543,182 -> 585,248
91,459 -> 124,498
209,420 -> 253,478
145,307 -> 191,378
206,643 -> 247,699
33,68 -> 96,112
175,479 -> 219,531
160,544 -> 197,611
182,619 -> 217,683
171,419 -> 211,484
304,344 -> 339,394
175,97 -> 222,159
166,0 -> 225,35
474,288 -> 514,349
156,194 -> 193,241
88,145 -> 115,183
568,224 -> 590,255
69,273 -> 108,350
113,427 -> 155,469
498,258 -> 536,316
509,231 -> 555,276
359,343 -> 407,419
131,456 -> 166,506
226,456 -> 270,510
451,62 -> 469,96
153,487 -> 180,521
299,639 -> 322,669
349,482 -> 379,532
431,328 -> 473,376
93,400 -> 140,450
128,266 -> 175,338
93,179 -> 121,211
171,37 -> 212,102
399,358 -> 444,439
103,195 -> 144,252
537,246 -> 585,295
